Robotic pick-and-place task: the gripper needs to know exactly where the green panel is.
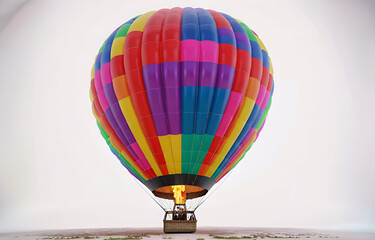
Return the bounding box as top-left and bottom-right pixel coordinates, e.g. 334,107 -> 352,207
182,134 -> 194,173
240,22 -> 258,43
191,134 -> 215,174
96,121 -> 145,182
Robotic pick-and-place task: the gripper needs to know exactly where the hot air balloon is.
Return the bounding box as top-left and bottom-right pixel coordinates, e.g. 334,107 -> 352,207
89,7 -> 274,233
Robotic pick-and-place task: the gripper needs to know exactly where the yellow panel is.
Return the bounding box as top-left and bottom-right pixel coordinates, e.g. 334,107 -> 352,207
128,11 -> 156,33
118,97 -> 162,176
238,99 -> 255,122
205,97 -> 256,177
269,58 -> 274,75
91,64 -> 95,78
119,98 -> 138,121
170,134 -> 181,174
111,37 -> 126,58
158,135 -> 176,174
255,35 -> 267,52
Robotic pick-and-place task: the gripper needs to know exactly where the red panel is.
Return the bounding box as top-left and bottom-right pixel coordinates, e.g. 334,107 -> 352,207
142,41 -> 161,65
162,8 -> 182,63
126,68 -> 145,94
110,55 -> 125,78
131,92 -> 152,118
267,74 -> 273,92
124,47 -> 142,71
231,69 -> 249,93
235,49 -> 251,73
250,57 -> 263,80
124,20 -> 169,175
207,10 -> 233,30
260,66 -> 270,87
218,44 -> 237,67
162,40 -> 180,62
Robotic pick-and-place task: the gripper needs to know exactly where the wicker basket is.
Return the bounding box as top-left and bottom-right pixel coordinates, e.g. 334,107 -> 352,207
163,220 -> 197,233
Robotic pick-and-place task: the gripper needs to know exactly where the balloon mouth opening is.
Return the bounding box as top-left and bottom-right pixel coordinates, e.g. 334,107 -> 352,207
152,185 -> 208,200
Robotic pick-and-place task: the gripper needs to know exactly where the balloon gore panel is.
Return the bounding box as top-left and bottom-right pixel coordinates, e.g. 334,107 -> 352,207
89,7 -> 274,199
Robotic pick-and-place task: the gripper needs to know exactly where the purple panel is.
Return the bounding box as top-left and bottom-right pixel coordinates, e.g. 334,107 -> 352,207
162,61 -> 181,135
198,62 -> 218,87
152,114 -> 169,136
164,86 -> 180,113
234,32 -> 249,45
146,88 -> 165,114
142,64 -> 162,89
104,108 -> 130,150
181,61 -> 199,86
162,62 -> 180,87
216,64 -> 236,90
103,83 -> 119,105
167,112 -> 181,135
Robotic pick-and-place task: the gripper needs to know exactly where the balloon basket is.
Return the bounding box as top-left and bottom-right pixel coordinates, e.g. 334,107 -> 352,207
163,204 -> 197,233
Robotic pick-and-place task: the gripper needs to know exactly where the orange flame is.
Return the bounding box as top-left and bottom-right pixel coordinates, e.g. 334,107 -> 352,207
171,185 -> 186,204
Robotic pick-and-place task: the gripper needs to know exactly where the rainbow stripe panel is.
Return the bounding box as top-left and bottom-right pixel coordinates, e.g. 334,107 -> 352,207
90,7 -> 274,194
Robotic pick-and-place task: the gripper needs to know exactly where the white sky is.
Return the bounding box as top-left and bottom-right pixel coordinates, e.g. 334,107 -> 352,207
0,0 -> 374,233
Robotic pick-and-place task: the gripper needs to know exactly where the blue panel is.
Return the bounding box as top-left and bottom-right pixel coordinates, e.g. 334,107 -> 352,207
205,113 -> 222,135
220,13 -> 246,35
181,8 -> 199,41
197,9 -> 218,42
247,104 -> 261,128
262,50 -> 270,69
196,86 -> 214,113
181,112 -> 195,134
101,30 -> 118,65
195,113 -> 210,134
252,108 -> 264,128
94,53 -> 102,72
210,88 -> 231,114
199,25 -> 218,42
218,28 -> 236,46
236,37 -> 251,53
181,86 -> 197,112
250,41 -> 263,61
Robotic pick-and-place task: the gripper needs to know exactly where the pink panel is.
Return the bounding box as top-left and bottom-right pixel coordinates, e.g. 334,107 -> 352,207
94,70 -> 110,110
216,91 -> 242,136
100,62 -> 113,85
181,39 -> 200,62
130,142 -> 152,170
200,41 -> 219,63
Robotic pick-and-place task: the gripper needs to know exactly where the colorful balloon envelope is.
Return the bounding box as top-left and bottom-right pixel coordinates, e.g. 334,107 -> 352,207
90,7 -> 274,206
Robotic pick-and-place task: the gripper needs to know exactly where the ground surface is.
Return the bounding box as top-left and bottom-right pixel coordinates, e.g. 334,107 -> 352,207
0,227 -> 374,240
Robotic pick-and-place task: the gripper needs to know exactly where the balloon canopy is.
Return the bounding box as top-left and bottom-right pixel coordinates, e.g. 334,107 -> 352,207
90,7 -> 274,205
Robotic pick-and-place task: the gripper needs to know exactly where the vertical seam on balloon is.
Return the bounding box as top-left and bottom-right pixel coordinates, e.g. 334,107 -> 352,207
94,52 -> 150,179
195,10 -> 238,176
193,12 -> 236,176
215,25 -> 274,180
186,8 -> 201,177
204,13 -> 253,178
223,36 -> 272,172
114,12 -> 165,177
91,60 -> 148,181
159,9 -> 177,175
124,11 -> 170,177
109,18 -> 157,179
190,9 -> 220,179
160,8 -> 183,175
101,28 -> 154,178
141,9 -> 176,175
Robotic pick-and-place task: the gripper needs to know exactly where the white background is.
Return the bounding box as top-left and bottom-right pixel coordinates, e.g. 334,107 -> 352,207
0,0 -> 374,233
